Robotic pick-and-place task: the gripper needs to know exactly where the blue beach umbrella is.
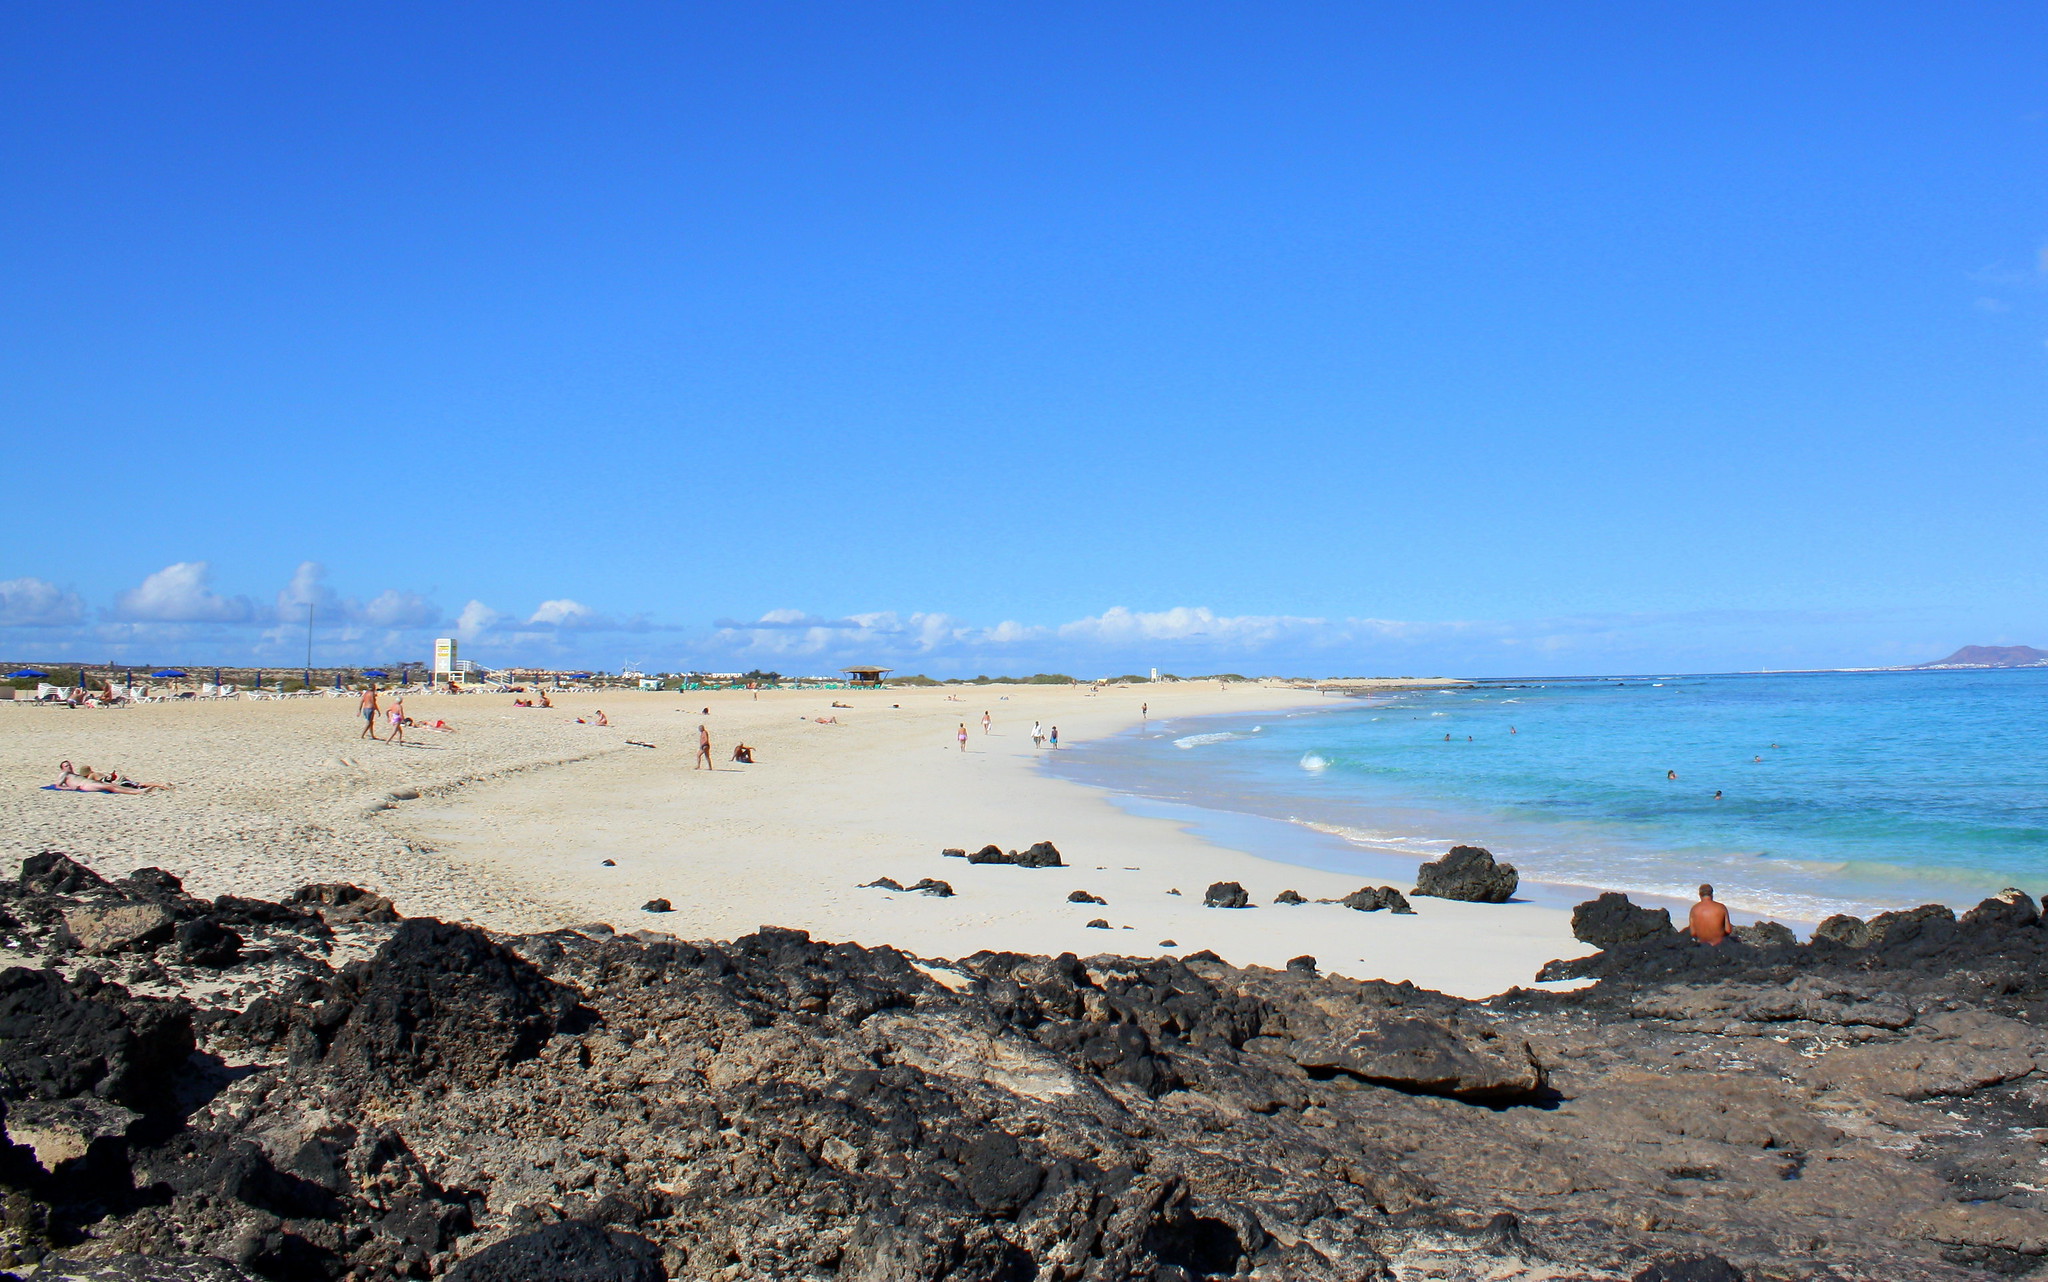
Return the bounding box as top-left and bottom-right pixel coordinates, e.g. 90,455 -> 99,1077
9,669 -> 47,679
152,669 -> 187,679
567,673 -> 591,680
362,669 -> 389,678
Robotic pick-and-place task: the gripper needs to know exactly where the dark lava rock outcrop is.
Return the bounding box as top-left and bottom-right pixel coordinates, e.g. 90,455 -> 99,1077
1412,845 -> 1519,904
1572,891 -> 1675,947
6,853 -> 2048,1279
958,843 -> 1065,869
1202,881 -> 1249,909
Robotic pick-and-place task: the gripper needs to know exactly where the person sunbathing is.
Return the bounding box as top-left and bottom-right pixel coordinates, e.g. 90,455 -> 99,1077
53,761 -> 146,794
107,770 -> 171,791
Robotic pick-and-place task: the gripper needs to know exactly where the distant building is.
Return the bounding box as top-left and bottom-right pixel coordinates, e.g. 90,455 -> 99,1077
842,666 -> 892,686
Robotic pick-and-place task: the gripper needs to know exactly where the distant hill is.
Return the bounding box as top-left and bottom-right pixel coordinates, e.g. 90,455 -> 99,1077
1912,645 -> 2048,669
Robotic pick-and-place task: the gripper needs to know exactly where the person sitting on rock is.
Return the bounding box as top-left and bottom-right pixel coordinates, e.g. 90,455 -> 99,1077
1689,883 -> 1731,945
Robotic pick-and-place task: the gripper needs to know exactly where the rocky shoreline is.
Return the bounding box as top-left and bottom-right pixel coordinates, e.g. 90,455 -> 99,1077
5,852 -> 2048,1280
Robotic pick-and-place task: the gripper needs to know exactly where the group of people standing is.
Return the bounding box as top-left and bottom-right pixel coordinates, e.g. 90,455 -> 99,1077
951,715 -> 1060,750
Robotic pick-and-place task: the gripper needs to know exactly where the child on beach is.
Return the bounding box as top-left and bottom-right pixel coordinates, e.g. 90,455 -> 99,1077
957,724 -> 968,751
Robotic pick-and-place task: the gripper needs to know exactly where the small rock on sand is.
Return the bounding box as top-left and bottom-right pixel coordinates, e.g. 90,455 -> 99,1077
1203,881 -> 1250,909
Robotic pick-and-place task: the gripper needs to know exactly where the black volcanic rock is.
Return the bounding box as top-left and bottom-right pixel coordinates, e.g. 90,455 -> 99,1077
446,1223 -> 665,1282
0,967 -> 193,1107
308,918 -> 579,1088
1203,881 -> 1249,909
1412,846 -> 1518,903
966,842 -> 1065,869
5,855 -> 2047,1279
287,883 -> 400,925
1572,892 -> 1675,948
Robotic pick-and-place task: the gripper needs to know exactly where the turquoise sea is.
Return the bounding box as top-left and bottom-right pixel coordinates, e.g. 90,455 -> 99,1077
1044,669 -> 2048,925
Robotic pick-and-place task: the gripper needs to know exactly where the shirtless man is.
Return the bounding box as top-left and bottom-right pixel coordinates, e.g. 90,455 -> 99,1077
1689,884 -> 1732,945
359,685 -> 380,740
694,724 -> 713,770
54,761 -> 146,794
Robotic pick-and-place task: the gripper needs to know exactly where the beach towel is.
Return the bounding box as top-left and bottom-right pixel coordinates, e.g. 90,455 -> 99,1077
41,784 -> 117,794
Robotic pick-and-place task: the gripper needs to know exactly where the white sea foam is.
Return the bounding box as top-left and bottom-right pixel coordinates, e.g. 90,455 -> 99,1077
1174,732 -> 1241,749
1299,753 -> 1328,772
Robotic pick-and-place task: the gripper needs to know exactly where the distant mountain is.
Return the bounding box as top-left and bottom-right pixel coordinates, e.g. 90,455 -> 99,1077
1912,645 -> 2048,669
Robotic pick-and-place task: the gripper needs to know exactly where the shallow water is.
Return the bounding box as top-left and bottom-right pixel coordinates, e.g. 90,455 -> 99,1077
1046,669 -> 2048,922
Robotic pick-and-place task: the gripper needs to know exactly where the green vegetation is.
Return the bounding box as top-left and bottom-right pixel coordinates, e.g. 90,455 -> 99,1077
944,673 -> 1076,686
890,674 -> 941,686
1109,674 -> 1150,684
741,669 -> 783,683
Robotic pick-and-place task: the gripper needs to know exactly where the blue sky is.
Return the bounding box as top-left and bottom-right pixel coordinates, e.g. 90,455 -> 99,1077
3,3 -> 2044,676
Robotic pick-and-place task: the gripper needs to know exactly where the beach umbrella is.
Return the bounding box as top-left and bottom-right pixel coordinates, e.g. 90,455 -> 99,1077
152,670 -> 187,679
363,669 -> 390,678
8,669 -> 47,679
568,673 -> 591,680
334,673 -> 343,690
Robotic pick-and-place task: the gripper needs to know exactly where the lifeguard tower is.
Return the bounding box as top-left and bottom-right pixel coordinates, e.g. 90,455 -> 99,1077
841,665 -> 892,687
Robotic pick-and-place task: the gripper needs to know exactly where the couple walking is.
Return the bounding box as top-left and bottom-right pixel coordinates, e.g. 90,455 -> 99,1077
1030,721 -> 1059,749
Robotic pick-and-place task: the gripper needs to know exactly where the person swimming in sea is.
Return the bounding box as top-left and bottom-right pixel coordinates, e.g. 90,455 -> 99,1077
1667,770 -> 1677,780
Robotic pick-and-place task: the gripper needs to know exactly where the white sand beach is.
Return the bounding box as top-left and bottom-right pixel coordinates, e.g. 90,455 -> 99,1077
2,682 -> 1586,997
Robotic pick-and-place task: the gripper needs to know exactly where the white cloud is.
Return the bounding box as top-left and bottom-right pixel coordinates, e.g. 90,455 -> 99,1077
455,600 -> 502,640
114,562 -> 254,623
361,589 -> 440,629
529,599 -> 595,627
0,577 -> 86,627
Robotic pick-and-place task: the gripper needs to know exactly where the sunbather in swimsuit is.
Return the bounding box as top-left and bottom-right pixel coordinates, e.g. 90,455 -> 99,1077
53,761 -> 145,794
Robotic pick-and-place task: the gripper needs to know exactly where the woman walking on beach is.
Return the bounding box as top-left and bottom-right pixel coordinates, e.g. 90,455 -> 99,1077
981,711 -> 991,735
386,696 -> 406,745
1031,720 -> 1043,748
359,685 -> 380,740
957,723 -> 968,752
1049,726 -> 1059,749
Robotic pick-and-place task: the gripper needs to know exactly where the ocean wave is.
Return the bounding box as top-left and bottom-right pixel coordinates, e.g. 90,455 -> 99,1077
1299,753 -> 1329,772
1174,732 -> 1241,749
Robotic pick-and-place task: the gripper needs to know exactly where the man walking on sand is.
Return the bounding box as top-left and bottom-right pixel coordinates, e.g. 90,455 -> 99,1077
694,724 -> 713,770
359,684 -> 380,740
1689,884 -> 1731,945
